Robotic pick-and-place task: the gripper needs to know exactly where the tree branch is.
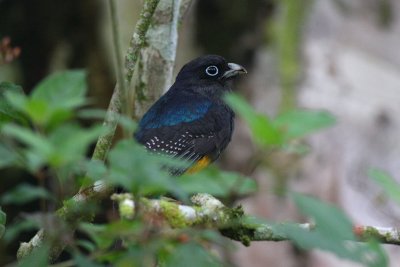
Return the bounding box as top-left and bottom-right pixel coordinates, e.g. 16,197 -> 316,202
112,193 -> 400,246
133,0 -> 193,118
353,225 -> 400,246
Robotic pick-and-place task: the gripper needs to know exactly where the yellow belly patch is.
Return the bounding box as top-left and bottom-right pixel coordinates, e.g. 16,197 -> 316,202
186,156 -> 211,174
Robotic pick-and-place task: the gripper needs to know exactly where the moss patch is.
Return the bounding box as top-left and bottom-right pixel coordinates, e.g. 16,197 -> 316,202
160,200 -> 189,228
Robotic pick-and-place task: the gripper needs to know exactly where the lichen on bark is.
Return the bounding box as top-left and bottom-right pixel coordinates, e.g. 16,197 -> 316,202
133,0 -> 193,118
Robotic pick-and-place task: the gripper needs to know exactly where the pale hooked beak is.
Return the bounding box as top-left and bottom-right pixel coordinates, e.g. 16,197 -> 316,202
221,63 -> 247,80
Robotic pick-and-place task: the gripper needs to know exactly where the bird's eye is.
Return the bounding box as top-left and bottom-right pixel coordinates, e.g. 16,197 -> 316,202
205,65 -> 219,76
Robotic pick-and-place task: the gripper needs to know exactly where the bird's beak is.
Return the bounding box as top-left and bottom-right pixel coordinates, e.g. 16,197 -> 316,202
221,63 -> 247,80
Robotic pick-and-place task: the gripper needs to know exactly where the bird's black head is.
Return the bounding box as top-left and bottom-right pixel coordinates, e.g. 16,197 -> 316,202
175,55 -> 247,83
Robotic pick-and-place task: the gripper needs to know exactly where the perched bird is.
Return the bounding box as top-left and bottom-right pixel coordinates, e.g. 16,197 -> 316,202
134,55 -> 247,175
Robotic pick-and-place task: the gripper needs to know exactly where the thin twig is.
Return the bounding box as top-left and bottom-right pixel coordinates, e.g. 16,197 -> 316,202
108,0 -> 130,138
124,0 -> 160,83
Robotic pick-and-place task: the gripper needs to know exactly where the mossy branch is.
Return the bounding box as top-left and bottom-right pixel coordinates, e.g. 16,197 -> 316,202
112,193 -> 400,247
133,0 -> 193,118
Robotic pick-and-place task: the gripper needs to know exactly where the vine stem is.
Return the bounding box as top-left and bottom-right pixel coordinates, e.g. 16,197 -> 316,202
108,0 -> 130,138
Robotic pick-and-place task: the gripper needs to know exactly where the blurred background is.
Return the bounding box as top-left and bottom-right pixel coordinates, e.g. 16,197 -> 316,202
1,0 -> 400,266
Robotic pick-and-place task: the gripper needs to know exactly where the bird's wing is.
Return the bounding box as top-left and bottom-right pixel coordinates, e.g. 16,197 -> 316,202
136,102 -> 234,174
137,91 -> 212,131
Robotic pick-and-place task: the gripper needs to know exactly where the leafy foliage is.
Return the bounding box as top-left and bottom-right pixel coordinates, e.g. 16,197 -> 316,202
279,194 -> 387,267
0,71 -> 390,267
0,70 -> 231,265
161,242 -> 221,267
0,184 -> 52,205
225,94 -> 387,266
0,142 -> 18,168
177,168 -> 257,197
106,139 -> 185,197
1,71 -> 101,178
224,93 -> 336,148
2,219 -> 39,244
5,70 -> 87,129
18,244 -> 49,267
0,71 -> 102,254
225,93 -> 282,145
274,109 -> 336,141
369,168 -> 400,205
0,82 -> 27,126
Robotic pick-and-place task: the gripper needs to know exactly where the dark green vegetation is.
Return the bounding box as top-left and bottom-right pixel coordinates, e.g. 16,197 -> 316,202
1,0 -> 399,265
0,69 -> 392,266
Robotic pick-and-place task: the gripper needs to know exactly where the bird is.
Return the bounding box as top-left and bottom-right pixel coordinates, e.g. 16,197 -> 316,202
134,55 -> 247,175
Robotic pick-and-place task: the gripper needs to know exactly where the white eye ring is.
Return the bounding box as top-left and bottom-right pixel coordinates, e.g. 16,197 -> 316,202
205,65 -> 219,76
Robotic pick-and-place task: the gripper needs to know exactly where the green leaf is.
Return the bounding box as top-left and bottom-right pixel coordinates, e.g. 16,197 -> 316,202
225,94 -> 336,147
2,124 -> 52,156
5,70 -> 88,128
224,93 -> 283,146
0,82 -> 28,125
47,123 -> 103,168
2,219 -> 39,243
0,184 -> 52,205
2,124 -> 52,170
6,91 -> 74,128
108,140 -> 185,198
0,206 -> 6,238
79,223 -> 113,250
73,252 -> 105,267
3,89 -> 27,111
79,221 -> 142,251
284,225 -> 387,267
24,98 -> 50,125
368,168 -> 400,205
3,122 -> 101,172
280,194 -> 388,267
0,82 -> 24,96
76,239 -> 97,253
31,70 -> 87,109
163,242 -> 221,267
293,193 -> 354,240
83,160 -> 108,186
274,110 -> 336,141
118,114 -> 138,133
18,244 -> 49,267
177,168 -> 257,197
0,143 -> 18,168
